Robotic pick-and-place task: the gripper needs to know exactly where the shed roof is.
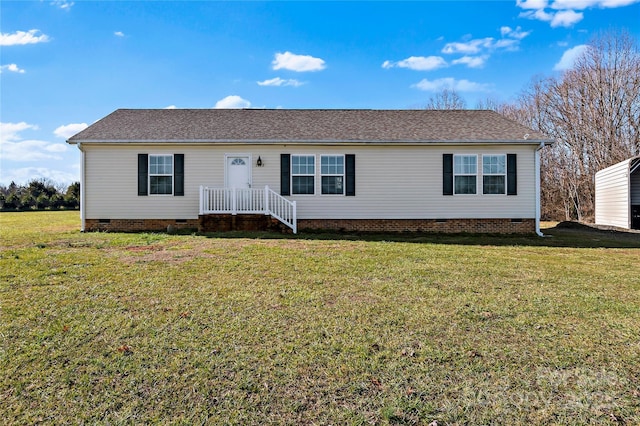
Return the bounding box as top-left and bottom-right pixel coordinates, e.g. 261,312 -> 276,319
67,109 -> 553,144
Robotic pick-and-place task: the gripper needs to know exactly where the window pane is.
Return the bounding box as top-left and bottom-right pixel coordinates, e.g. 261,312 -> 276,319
150,155 -> 173,174
150,176 -> 172,195
483,176 -> 505,194
454,155 -> 476,174
322,176 -> 343,194
321,156 -> 344,175
455,176 -> 476,194
292,176 -> 314,194
483,155 -> 505,174
292,156 -> 314,175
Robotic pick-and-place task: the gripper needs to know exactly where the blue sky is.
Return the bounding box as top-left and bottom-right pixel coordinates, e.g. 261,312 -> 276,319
1,0 -> 639,186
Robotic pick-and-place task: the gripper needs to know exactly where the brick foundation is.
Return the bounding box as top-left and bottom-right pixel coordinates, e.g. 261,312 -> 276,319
85,217 -> 535,234
297,218 -> 536,234
85,218 -> 199,232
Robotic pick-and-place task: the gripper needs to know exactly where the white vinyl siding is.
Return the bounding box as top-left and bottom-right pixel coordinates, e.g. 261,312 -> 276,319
595,158 -> 632,229
83,144 -> 537,220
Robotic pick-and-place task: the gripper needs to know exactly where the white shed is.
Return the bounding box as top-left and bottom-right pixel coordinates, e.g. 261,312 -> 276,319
595,156 -> 640,230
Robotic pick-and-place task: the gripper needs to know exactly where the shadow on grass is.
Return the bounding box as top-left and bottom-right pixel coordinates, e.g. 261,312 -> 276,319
195,221 -> 640,249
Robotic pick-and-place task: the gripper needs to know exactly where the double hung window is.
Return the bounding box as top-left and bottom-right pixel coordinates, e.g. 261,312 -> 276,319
482,155 -> 506,194
321,155 -> 344,195
149,154 -> 173,195
291,155 -> 315,195
454,155 -> 477,195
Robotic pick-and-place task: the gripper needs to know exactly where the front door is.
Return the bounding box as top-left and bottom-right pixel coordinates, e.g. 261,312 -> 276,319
226,155 -> 251,188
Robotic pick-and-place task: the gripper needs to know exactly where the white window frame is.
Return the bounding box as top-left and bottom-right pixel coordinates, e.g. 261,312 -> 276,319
482,154 -> 507,195
320,154 -> 345,196
149,154 -> 174,196
453,154 -> 477,195
291,154 -> 316,195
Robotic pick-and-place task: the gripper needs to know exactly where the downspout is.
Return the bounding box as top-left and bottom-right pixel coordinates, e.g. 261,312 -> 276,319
78,143 -> 86,232
535,141 -> 545,237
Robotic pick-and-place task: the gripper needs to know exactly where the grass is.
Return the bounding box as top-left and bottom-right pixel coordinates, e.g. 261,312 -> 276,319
1,211 -> 639,425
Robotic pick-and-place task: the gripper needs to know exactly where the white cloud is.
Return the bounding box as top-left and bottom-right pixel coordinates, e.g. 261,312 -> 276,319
114,31 -> 125,37
164,105 -> 177,109
516,0 -> 549,9
0,122 -> 68,161
1,122 -> 37,141
0,63 -> 25,74
550,10 -> 584,27
551,0 -> 640,9
516,0 -> 638,27
500,26 -> 532,40
53,123 -> 88,139
0,167 -> 79,186
452,55 -> 488,68
257,77 -> 304,87
272,51 -> 326,72
381,56 -> 448,71
412,77 -> 491,92
50,1 -> 74,10
442,38 -> 494,55
0,29 -> 50,46
553,44 -> 589,70
214,95 -> 251,109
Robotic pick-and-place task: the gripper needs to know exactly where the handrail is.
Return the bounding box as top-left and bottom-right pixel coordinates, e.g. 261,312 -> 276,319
199,185 -> 296,233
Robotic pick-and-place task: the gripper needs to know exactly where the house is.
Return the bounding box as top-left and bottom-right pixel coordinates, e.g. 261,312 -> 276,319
66,109 -> 553,234
595,156 -> 640,230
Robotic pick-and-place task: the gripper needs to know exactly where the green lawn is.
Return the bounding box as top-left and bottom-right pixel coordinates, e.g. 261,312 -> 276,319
1,211 -> 639,425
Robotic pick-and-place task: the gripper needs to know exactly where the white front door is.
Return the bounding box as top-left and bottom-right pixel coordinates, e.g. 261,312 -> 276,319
226,155 -> 251,188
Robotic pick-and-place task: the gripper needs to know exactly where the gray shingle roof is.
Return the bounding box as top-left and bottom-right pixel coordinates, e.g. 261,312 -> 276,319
67,109 -> 553,144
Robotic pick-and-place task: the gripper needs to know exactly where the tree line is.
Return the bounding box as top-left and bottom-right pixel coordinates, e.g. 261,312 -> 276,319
425,29 -> 639,222
0,180 -> 80,211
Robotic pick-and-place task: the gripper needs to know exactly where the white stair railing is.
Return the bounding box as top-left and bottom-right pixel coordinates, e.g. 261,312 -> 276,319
199,185 -> 297,233
265,185 -> 297,233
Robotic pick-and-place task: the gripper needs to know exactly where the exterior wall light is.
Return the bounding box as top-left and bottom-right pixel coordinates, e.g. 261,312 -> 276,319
256,156 -> 263,167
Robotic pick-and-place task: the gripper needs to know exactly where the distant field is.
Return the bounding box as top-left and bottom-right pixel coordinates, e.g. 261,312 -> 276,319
1,211 -> 639,424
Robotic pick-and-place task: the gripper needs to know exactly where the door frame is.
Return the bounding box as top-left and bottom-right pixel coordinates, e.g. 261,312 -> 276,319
224,153 -> 252,188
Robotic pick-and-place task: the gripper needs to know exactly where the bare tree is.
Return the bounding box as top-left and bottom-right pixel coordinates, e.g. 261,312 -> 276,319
424,89 -> 467,109
501,30 -> 640,221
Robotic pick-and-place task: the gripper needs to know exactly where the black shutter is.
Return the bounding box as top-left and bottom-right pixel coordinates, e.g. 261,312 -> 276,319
507,154 -> 517,195
345,154 -> 355,196
443,154 -> 453,196
280,154 -> 291,196
174,154 -> 184,196
138,154 -> 148,196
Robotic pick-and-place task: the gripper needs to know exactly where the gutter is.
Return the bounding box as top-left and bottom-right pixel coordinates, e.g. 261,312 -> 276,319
67,138 -> 554,146
535,141 -> 545,237
77,142 -> 86,232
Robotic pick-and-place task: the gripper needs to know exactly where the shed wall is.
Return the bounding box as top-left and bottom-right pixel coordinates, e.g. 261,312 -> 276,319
595,160 -> 629,229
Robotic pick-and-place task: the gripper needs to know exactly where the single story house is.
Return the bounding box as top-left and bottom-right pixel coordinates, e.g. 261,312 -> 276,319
595,155 -> 640,230
67,109 -> 553,234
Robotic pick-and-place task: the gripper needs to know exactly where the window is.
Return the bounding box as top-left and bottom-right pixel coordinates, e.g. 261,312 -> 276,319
454,155 -> 477,194
321,155 -> 344,195
291,155 -> 315,194
149,154 -> 173,195
483,155 -> 506,194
